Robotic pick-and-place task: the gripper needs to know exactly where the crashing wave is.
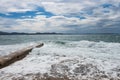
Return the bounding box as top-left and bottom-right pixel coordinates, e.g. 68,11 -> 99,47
0,40 -> 120,80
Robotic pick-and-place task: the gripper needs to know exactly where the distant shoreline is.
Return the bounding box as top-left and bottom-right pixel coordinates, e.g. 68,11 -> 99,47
0,31 -> 62,35
0,31 -> 120,35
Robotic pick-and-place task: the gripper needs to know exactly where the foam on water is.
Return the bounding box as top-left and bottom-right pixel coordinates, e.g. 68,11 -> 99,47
0,40 -> 120,79
0,42 -> 41,56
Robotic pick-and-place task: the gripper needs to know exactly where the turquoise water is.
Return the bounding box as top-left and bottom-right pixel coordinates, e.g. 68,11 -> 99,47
0,34 -> 120,45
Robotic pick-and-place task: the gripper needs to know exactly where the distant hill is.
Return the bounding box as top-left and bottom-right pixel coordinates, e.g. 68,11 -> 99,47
0,31 -> 119,35
0,31 -> 62,35
0,31 -> 9,35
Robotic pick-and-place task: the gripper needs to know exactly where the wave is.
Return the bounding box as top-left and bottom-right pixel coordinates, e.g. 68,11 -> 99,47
0,40 -> 120,79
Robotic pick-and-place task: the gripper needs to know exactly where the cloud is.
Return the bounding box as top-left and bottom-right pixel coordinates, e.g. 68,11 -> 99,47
0,0 -> 43,13
0,15 -> 72,32
1,12 -> 120,33
0,7 -> 54,19
0,0 -> 120,33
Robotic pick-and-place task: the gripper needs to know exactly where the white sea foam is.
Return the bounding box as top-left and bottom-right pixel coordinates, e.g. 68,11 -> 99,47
0,40 -> 120,79
0,42 -> 41,56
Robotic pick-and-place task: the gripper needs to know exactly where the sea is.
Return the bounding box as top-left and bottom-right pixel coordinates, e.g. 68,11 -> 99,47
0,34 -> 120,79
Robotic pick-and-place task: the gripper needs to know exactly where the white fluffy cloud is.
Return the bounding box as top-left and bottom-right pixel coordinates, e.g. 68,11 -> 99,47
0,0 -> 43,13
42,0 -> 120,15
0,0 -> 120,33
1,0 -> 119,14
41,2 -> 87,15
0,14 -> 114,32
0,15 -> 95,32
9,16 -> 81,32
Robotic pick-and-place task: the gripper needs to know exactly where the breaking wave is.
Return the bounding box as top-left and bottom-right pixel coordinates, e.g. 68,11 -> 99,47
0,40 -> 120,80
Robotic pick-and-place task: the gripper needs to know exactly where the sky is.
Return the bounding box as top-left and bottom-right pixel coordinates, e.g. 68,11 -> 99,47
0,0 -> 120,33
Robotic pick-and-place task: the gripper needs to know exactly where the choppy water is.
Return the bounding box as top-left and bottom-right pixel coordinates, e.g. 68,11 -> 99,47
0,35 -> 120,79
0,34 -> 120,45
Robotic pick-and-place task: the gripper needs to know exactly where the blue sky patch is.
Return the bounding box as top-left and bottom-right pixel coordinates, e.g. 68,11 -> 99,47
102,3 -> 113,8
0,7 -> 54,19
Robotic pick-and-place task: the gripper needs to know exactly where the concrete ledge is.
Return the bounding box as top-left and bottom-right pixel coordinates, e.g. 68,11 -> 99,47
0,43 -> 44,69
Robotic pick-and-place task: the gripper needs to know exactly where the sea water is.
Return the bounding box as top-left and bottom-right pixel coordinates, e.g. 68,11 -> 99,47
0,35 -> 120,79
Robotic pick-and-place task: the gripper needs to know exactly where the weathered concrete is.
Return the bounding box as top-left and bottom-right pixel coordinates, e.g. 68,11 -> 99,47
0,43 -> 44,69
